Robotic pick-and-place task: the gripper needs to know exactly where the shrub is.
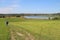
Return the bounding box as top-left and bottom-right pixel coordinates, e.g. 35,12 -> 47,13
52,17 -> 60,20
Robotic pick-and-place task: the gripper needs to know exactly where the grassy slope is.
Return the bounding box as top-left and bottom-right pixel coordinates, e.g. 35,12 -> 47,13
0,18 -> 60,40
0,18 -> 9,40
0,18 -> 25,40
10,19 -> 60,40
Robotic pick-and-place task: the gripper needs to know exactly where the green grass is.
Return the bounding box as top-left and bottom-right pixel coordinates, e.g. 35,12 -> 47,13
0,18 -> 9,40
10,19 -> 60,40
0,18 -> 60,40
0,18 -> 24,40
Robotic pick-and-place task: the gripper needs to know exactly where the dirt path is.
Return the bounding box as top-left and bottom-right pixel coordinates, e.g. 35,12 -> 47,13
10,31 -> 16,40
10,29 -> 35,40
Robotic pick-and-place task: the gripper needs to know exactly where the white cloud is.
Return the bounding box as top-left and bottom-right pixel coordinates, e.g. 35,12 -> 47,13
0,0 -> 20,14
0,4 -> 20,14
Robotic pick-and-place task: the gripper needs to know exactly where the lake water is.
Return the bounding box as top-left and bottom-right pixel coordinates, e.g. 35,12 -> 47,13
24,16 -> 49,19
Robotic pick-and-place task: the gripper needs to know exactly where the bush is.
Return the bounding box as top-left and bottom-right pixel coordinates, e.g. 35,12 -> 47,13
52,17 -> 60,20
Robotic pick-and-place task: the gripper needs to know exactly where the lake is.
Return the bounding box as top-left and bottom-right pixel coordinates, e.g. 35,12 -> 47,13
24,16 -> 49,19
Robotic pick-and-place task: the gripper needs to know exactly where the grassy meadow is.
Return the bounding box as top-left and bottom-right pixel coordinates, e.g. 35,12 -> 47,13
0,18 -> 9,40
0,18 -> 60,40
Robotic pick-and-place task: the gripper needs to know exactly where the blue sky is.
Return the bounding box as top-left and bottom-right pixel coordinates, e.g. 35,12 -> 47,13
0,0 -> 60,14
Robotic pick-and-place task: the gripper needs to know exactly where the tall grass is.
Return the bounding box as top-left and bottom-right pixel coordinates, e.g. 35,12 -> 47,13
0,18 -> 60,40
0,18 -> 9,40
10,19 -> 60,40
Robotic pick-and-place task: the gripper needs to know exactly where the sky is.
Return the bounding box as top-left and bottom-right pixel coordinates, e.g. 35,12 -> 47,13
0,0 -> 60,14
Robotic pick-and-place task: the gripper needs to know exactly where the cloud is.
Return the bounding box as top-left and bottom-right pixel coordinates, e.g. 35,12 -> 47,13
0,4 -> 20,13
0,0 -> 20,14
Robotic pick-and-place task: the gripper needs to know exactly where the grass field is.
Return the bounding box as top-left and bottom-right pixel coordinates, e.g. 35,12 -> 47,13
0,18 -> 60,40
0,18 -> 9,40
